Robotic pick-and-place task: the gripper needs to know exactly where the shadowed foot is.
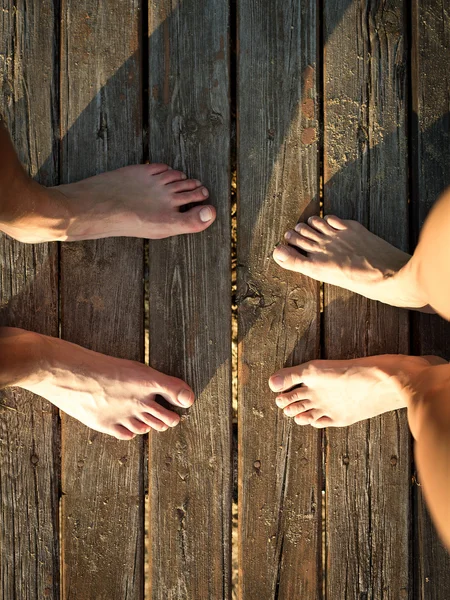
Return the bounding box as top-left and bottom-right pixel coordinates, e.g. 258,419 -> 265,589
273,215 -> 430,310
269,355 -> 445,428
3,163 -> 216,243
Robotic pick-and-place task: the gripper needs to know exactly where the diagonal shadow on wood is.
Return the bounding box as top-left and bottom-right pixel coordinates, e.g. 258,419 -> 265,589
1,2 -> 450,404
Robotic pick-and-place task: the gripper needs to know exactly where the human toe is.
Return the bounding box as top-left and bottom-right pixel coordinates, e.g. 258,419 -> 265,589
175,204 -> 216,233
112,424 -> 137,440
285,230 -> 318,252
153,375 -> 196,409
157,169 -> 187,184
283,400 -> 310,417
140,412 -> 174,431
294,409 -> 322,425
323,215 -> 347,230
275,386 -> 310,407
146,163 -> 171,176
127,417 -> 154,434
141,399 -> 180,427
308,216 -> 336,235
311,416 -> 333,429
167,179 -> 203,194
269,364 -> 308,392
174,187 -> 209,205
294,222 -> 324,242
273,244 -> 310,273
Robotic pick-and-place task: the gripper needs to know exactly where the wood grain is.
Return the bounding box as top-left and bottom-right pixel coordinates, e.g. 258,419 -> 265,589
59,2 -> 144,598
0,2 -> 60,598
147,2 -> 232,598
323,2 -> 411,599
237,1 -> 321,597
411,2 -> 450,598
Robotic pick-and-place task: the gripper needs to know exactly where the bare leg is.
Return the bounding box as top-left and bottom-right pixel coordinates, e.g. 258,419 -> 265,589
408,364 -> 450,549
0,327 -> 194,440
269,354 -> 446,428
0,116 -> 215,243
271,188 -> 450,548
0,115 -> 201,437
273,190 -> 450,315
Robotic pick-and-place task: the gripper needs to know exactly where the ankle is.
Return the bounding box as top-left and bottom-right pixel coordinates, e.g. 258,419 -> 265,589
0,182 -> 72,243
389,258 -> 430,309
0,327 -> 47,388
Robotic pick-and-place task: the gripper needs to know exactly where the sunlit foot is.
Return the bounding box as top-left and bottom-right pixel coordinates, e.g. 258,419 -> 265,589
273,215 -> 430,310
21,334 -> 195,440
269,354 -> 445,428
4,164 -> 215,243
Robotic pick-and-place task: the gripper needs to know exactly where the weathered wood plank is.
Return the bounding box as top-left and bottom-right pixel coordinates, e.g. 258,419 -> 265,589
411,2 -> 450,598
60,2 -> 144,598
237,1 -> 321,597
323,2 -> 411,599
147,2 -> 232,598
0,3 -> 60,599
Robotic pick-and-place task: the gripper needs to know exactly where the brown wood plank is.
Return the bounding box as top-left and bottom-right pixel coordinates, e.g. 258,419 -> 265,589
59,2 -> 144,598
411,2 -> 450,598
237,2 -> 321,597
147,2 -> 232,598
323,2 -> 411,599
0,3 -> 60,598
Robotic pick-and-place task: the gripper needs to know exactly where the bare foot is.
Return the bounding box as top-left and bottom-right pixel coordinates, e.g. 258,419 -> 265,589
273,215 -> 431,310
269,354 -> 445,428
19,333 -> 195,440
2,163 -> 216,243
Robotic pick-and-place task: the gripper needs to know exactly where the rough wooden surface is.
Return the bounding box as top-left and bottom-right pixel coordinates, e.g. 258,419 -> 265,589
323,2 -> 411,599
411,2 -> 450,598
0,2 -> 60,598
147,2 -> 232,598
2,3 -> 450,599
59,2 -> 144,598
237,2 -> 321,598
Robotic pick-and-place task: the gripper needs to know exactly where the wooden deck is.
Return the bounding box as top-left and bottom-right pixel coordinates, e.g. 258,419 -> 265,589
1,1 -> 450,598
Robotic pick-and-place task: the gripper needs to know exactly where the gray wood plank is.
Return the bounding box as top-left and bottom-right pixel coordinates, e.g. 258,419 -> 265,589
147,2 -> 232,598
323,2 -> 411,599
237,1 -> 321,597
59,2 -> 144,598
0,2 -> 60,598
411,2 -> 450,598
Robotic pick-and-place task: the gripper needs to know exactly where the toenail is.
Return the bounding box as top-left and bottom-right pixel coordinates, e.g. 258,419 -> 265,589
201,187 -> 209,197
195,180 -> 201,186
273,246 -> 289,261
275,397 -> 284,407
200,207 -> 212,222
178,389 -> 194,407
270,376 -> 284,391
285,231 -> 292,241
294,223 -> 303,233
181,173 -> 187,179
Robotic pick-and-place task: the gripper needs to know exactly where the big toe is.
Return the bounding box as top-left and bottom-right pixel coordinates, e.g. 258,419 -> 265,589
152,373 -> 196,409
273,244 -> 310,273
175,205 -> 216,234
